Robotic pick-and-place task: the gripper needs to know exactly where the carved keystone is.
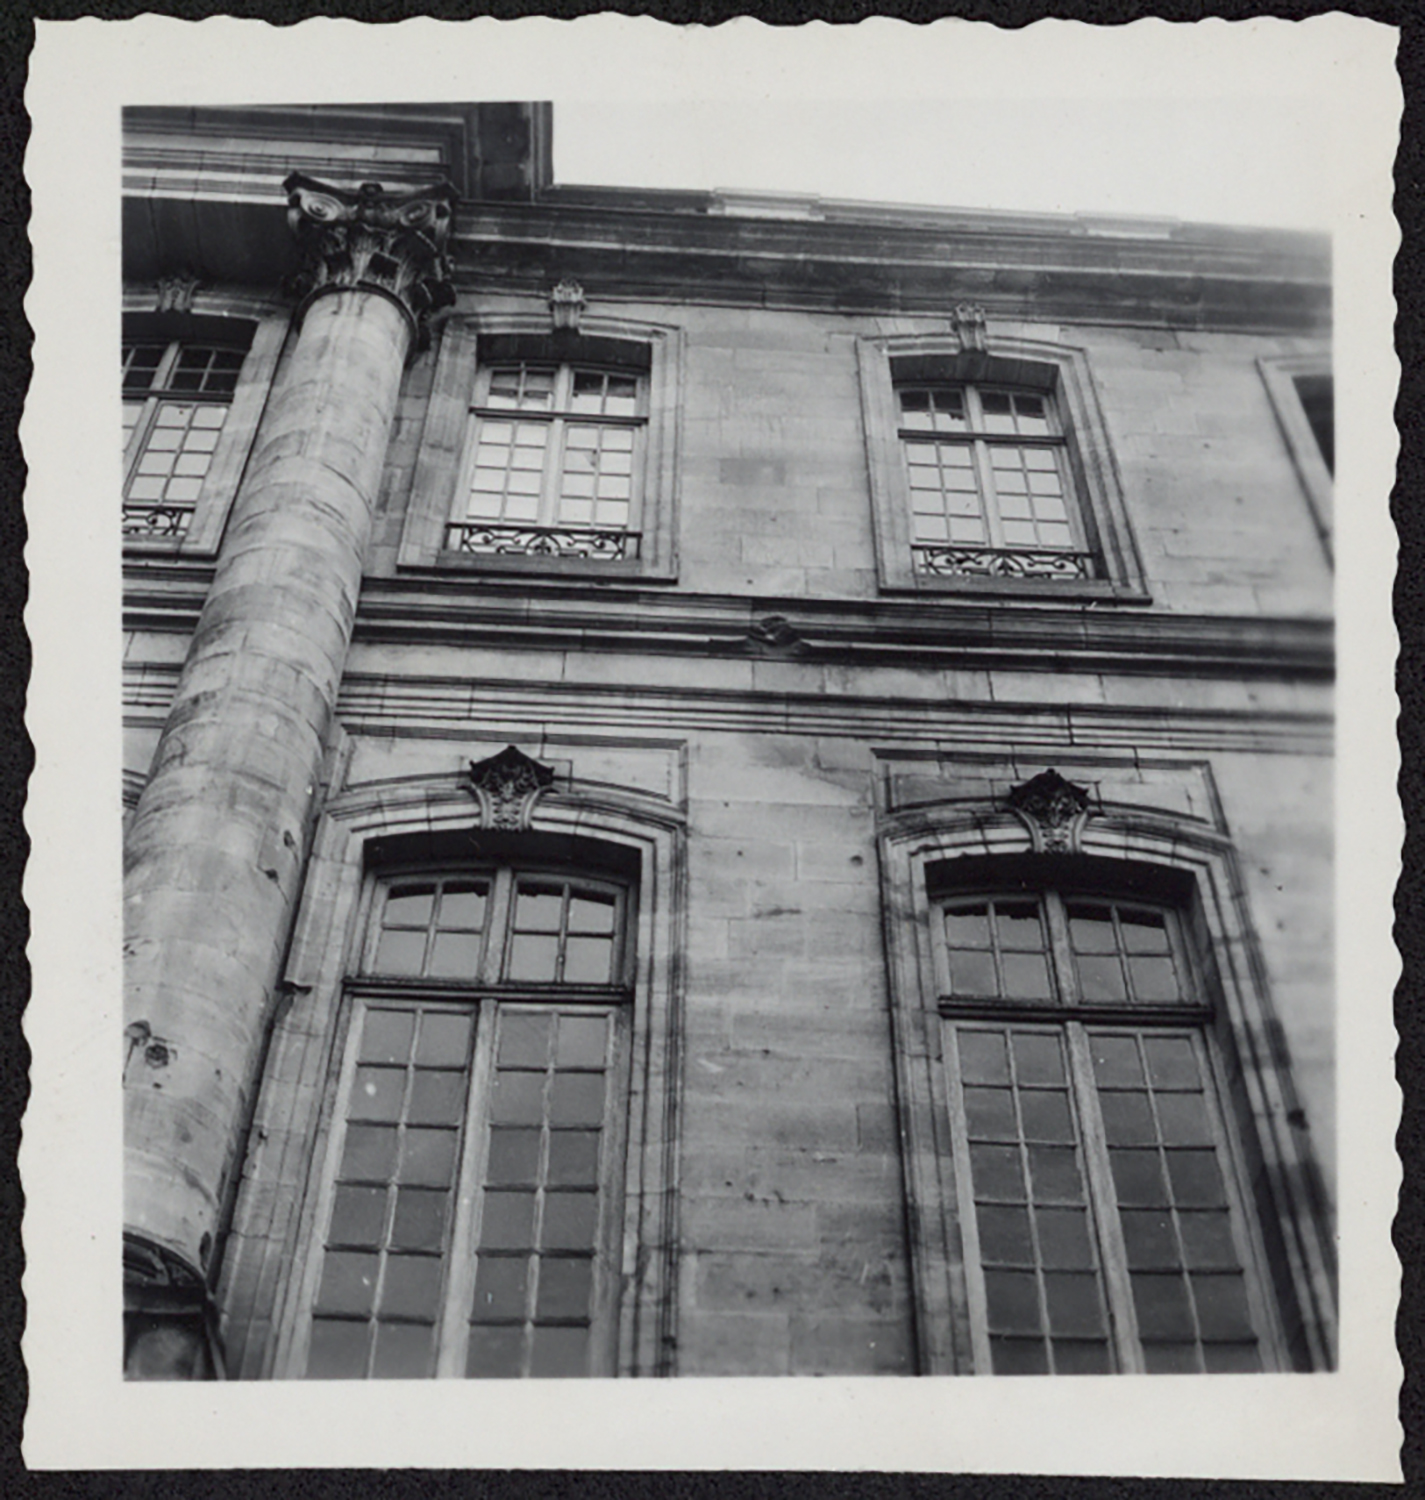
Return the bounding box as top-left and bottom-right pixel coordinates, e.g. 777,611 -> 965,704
466,745 -> 556,831
1005,768 -> 1092,853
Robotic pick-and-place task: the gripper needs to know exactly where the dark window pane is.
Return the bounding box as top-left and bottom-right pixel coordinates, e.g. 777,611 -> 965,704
340,1125 -> 398,1184
530,1324 -> 589,1378
380,1255 -> 443,1321
1192,1273 -> 1256,1340
374,929 -> 425,974
407,1070 -> 466,1127
486,1128 -> 542,1185
1110,1148 -> 1170,1207
307,1318 -> 370,1379
1143,1342 -> 1200,1373
568,895 -> 615,934
1121,1210 -> 1181,1270
900,389 -> 931,414
990,1337 -> 1049,1374
383,886 -> 435,927
372,1320 -> 434,1379
1035,1207 -> 1095,1269
515,889 -> 564,932
315,1251 -> 379,1316
1019,1090 -> 1074,1143
1090,1034 -> 1143,1088
499,1013 -> 553,1069
437,883 -> 487,929
549,1072 -> 605,1128
542,1192 -> 599,1251
490,1071 -> 545,1125
391,1188 -> 449,1252
1166,1149 -> 1227,1208
471,1255 -> 529,1321
508,934 -> 559,982
359,1010 -> 414,1066
1155,1091 -> 1212,1147
984,1270 -> 1041,1334
537,1257 -> 594,1319
1128,956 -> 1181,1002
1077,954 -> 1127,1002
996,903 -> 1045,950
963,1086 -> 1018,1141
351,1067 -> 405,1123
328,1185 -> 388,1248
1053,1339 -> 1112,1374
949,949 -> 998,996
1099,1091 -> 1156,1146
944,906 -> 991,949
1203,1342 -> 1261,1373
957,1029 -> 1010,1085
547,1130 -> 602,1187
398,1128 -> 457,1187
1043,1272 -> 1106,1337
1178,1211 -> 1240,1270
1131,1273 -> 1195,1340
969,1144 -> 1026,1201
415,1011 -> 472,1067
1012,1033 -> 1065,1086
1143,1036 -> 1200,1091
1028,1145 -> 1084,1204
427,930 -> 483,979
466,1324 -> 525,1378
563,936 -> 613,984
980,391 -> 1013,415
480,1190 -> 537,1251
556,1014 -> 609,1068
976,1205 -> 1034,1265
1067,905 -> 1117,954
1002,952 -> 1052,1001
1120,910 -> 1171,953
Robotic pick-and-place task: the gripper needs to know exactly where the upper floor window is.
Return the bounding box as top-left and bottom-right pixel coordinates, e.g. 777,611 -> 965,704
1258,353 -> 1333,565
897,382 -> 1091,580
295,864 -> 633,1381
122,339 -> 248,538
936,886 -> 1282,1375
449,362 -> 645,562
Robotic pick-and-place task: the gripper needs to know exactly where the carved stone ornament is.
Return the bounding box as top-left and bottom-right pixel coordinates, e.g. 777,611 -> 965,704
466,745 -> 556,831
155,270 -> 202,315
549,279 -> 586,332
1005,768 -> 1092,853
952,302 -> 989,354
283,173 -> 458,344
746,615 -> 805,654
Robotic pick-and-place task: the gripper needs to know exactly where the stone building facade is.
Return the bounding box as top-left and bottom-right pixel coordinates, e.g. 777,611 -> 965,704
121,103 -> 1336,1381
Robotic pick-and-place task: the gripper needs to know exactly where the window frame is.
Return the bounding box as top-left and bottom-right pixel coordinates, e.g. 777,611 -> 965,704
287,862 -> 637,1381
1258,353 -> 1333,565
121,294 -> 288,558
399,315 -> 684,582
858,333 -> 1149,600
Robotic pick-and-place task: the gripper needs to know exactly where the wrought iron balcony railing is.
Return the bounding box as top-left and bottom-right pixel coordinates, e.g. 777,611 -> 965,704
912,544 -> 1098,580
123,502 -> 194,540
445,522 -> 640,561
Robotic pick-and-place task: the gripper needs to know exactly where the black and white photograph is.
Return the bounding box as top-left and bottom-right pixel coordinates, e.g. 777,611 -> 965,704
21,13 -> 1401,1478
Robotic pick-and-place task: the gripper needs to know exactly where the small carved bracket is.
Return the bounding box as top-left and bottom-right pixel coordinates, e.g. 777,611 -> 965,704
549,279 -> 586,333
155,270 -> 202,315
952,302 -> 989,354
745,615 -> 805,655
1005,769 -> 1092,853
466,745 -> 556,831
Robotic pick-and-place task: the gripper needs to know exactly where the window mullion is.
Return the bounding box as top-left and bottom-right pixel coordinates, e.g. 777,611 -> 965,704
1044,892 -> 1077,1006
539,415 -> 564,529
973,437 -> 1006,549
1066,1021 -> 1145,1373
483,871 -> 516,985
153,340 -> 182,389
940,1019 -> 995,1375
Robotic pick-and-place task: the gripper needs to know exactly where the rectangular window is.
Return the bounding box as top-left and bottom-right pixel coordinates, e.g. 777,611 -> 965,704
299,869 -> 630,1380
939,891 -> 1278,1374
448,363 -> 645,562
123,341 -> 246,538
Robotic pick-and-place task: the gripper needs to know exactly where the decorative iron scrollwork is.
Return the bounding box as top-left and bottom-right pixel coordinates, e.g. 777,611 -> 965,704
123,503 -> 194,539
913,545 -> 1096,580
446,523 -> 639,561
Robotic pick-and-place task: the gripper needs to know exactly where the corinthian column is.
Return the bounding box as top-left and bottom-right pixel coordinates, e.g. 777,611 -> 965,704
122,175 -> 456,1378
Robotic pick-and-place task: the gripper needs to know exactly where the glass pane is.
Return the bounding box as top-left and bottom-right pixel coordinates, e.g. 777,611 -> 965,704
530,1324 -> 589,1378
466,1325 -> 525,1378
415,1011 -> 472,1067
340,1125 -> 398,1183
490,1071 -> 545,1125
542,1192 -> 599,1251
398,1129 -> 457,1187
438,883 -> 487,929
515,889 -> 564,932
547,1130 -> 602,1187
1027,1146 -> 1084,1205
315,1251 -> 378,1316
537,1257 -> 594,1319
1143,1037 -> 1200,1091
372,1321 -> 434,1379
569,896 -> 615,934
1192,1274 -> 1255,1340
969,1144 -> 1025,1202
563,936 -> 613,984
1067,905 -> 1117,953
1001,953 -> 1052,1001
1131,1273 -> 1195,1339
1077,955 -> 1127,1003
329,1185 -> 387,1248
480,1191 -> 536,1250
963,1087 -> 1018,1141
486,1128 -> 542,1185
984,1270 -> 1041,1334
1090,1034 -> 1143,1087
1109,1148 -> 1170,1207
1121,909 -> 1171,953
1166,1150 -> 1227,1208
373,929 -> 425,975
351,1067 -> 405,1123
1155,1091 -> 1212,1146
1178,1211 -> 1239,1270
944,905 -> 991,949
1035,1207 -> 1095,1269
1053,1339 -> 1112,1374
407,1069 -> 466,1126
996,903 -> 1044,950
549,1072 -> 606,1128
508,934 -> 560,982
1099,1091 -> 1157,1146
499,1013 -> 553,1068
1129,957 -> 1181,1002
1012,1033 -> 1066,1086
471,1256 -> 529,1321
307,1318 -> 370,1379
1018,1091 -> 1074,1143
949,949 -> 998,996
384,887 -> 435,927
976,1205 -> 1033,1265
990,1337 -> 1049,1375
427,930 -> 482,979
390,1188 -> 449,1252
1143,1342 -> 1200,1374
957,1029 -> 1010,1085
557,1014 -> 609,1068
1120,1210 -> 1181,1270
380,1256 -> 443,1320
1043,1272 -> 1105,1336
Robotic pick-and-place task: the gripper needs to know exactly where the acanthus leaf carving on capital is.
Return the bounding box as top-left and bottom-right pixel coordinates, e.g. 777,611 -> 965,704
1005,768 -> 1093,853
283,173 -> 459,347
466,745 -> 556,831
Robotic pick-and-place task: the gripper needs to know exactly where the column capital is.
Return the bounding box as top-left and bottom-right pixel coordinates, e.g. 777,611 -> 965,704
283,173 -> 459,346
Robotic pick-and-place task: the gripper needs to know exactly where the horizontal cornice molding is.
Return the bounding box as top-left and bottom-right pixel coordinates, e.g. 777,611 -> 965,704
122,567 -> 1333,681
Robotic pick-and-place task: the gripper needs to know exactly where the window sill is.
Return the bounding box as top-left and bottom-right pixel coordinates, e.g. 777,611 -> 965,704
428,551 -> 675,583
884,575 -> 1151,605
